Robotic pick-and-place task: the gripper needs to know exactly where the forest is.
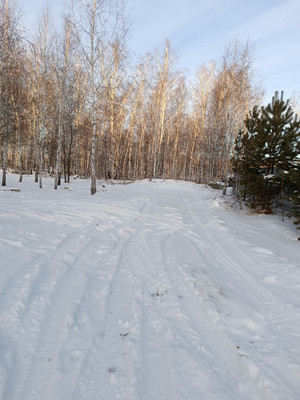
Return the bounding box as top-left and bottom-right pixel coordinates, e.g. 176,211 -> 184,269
0,0 -> 299,213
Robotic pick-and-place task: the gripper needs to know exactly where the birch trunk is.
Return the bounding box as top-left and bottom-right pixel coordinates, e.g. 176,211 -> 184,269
1,128 -> 8,186
54,109 -> 63,189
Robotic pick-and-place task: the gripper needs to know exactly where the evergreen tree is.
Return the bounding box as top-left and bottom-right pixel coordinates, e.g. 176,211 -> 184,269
233,91 -> 300,212
287,140 -> 300,238
232,106 -> 266,208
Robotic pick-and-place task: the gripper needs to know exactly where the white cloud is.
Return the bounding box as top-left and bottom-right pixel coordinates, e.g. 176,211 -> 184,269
127,0 -> 300,99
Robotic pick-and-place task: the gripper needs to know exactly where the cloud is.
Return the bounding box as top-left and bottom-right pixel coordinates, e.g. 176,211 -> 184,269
127,0 -> 237,54
127,0 -> 300,99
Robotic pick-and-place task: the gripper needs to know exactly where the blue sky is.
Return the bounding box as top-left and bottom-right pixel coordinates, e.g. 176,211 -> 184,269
21,0 -> 300,102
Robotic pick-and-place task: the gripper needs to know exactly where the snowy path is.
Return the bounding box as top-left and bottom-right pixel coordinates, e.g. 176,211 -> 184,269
0,176 -> 299,400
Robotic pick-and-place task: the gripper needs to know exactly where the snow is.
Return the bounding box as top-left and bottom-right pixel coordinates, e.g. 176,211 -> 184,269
0,173 -> 299,400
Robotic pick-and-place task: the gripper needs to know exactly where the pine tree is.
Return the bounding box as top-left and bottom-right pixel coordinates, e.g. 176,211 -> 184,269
232,106 -> 265,208
261,92 -> 299,208
288,140 -> 300,238
233,92 -> 300,212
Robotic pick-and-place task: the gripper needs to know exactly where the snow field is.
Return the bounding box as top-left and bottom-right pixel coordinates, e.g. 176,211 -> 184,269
0,174 -> 299,400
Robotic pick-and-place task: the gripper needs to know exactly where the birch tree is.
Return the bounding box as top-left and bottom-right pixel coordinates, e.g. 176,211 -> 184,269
30,8 -> 55,188
0,0 -> 23,186
207,40 -> 263,191
101,39 -> 128,180
71,0 -> 128,194
53,17 -> 73,189
147,40 -> 183,180
190,62 -> 216,182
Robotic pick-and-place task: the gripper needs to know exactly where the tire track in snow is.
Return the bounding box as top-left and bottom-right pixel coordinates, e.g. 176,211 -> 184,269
117,189 -> 235,399
182,194 -> 299,399
22,236 -> 105,400
0,189 -> 149,400
0,229 -> 70,328
1,180 -> 298,400
122,190 -> 271,400
0,230 -> 79,331
161,232 -> 272,400
1,226 -> 100,400
117,184 -> 274,399
0,230 -> 81,400
206,233 -> 300,399
73,242 -> 139,399
73,198 -> 151,400
76,193 -> 182,400
122,219 -> 176,400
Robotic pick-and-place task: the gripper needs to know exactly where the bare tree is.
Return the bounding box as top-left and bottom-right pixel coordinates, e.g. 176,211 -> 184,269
190,62 -> 216,182
53,17 -> 73,189
146,40 -> 184,180
29,8 -> 56,188
70,0 -> 128,194
0,0 -> 24,186
100,39 -> 129,180
208,40 -> 263,191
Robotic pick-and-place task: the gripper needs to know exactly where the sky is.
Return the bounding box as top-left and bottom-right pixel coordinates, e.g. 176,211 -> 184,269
21,0 -> 300,103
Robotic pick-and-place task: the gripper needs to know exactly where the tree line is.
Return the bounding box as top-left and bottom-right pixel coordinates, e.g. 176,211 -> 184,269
2,0 -> 296,202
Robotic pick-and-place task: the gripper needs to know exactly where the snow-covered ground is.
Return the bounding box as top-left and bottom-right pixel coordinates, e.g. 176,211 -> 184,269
0,174 -> 299,400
